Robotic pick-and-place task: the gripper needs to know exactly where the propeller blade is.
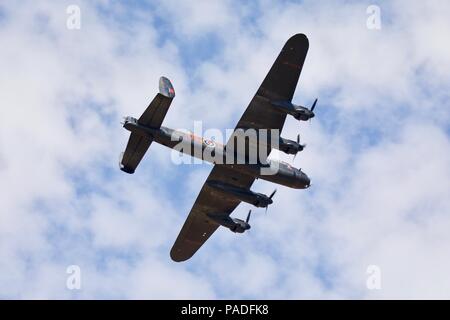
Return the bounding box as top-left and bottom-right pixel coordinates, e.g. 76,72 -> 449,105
297,134 -> 301,144
269,189 -> 277,199
310,98 -> 318,112
246,210 -> 251,223
265,206 -> 268,215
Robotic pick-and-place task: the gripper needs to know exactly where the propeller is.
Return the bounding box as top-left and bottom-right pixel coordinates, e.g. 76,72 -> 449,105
265,189 -> 277,214
297,134 -> 306,149
293,134 -> 306,161
269,188 -> 277,199
310,98 -> 318,112
246,210 -> 251,223
309,98 -> 318,124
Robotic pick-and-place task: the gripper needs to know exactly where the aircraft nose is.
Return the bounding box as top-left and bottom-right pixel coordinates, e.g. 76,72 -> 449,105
310,112 -> 315,119
300,173 -> 311,188
304,176 -> 311,187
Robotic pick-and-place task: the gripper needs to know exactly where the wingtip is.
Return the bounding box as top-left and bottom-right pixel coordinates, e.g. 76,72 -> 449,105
120,166 -> 135,174
285,33 -> 309,49
170,249 -> 191,263
292,33 -> 308,41
119,152 -> 135,174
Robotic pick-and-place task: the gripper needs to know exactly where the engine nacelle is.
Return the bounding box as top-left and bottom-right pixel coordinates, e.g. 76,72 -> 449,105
271,100 -> 316,121
230,218 -> 251,233
206,180 -> 273,208
279,137 -> 304,155
207,213 -> 251,233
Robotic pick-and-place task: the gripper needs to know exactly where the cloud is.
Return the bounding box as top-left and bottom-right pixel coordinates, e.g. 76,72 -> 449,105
0,0 -> 449,299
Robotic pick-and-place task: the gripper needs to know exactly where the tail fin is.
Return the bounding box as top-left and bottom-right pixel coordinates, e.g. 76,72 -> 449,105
137,76 -> 175,129
159,76 -> 175,99
119,77 -> 175,174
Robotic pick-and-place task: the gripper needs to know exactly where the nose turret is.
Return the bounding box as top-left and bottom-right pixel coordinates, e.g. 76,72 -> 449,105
296,170 -> 311,189
304,174 -> 311,188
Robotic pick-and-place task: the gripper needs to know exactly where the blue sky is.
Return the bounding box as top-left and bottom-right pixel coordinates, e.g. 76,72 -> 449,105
0,0 -> 450,299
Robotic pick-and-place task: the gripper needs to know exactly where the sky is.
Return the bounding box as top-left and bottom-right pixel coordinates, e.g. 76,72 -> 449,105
0,0 -> 449,299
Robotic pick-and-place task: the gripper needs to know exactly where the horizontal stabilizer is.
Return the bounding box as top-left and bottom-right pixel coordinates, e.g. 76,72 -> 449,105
119,134 -> 153,174
119,77 -> 175,174
138,77 -> 175,129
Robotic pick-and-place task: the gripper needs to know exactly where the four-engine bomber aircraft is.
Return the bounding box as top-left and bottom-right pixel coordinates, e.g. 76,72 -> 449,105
119,34 -> 316,262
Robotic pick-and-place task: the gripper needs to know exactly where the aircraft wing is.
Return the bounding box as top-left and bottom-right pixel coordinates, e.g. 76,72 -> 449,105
170,165 -> 255,262
227,33 -> 309,160
170,35 -> 308,261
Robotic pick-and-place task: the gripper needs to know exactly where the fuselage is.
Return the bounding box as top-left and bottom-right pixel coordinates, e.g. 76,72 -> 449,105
123,117 -> 310,189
